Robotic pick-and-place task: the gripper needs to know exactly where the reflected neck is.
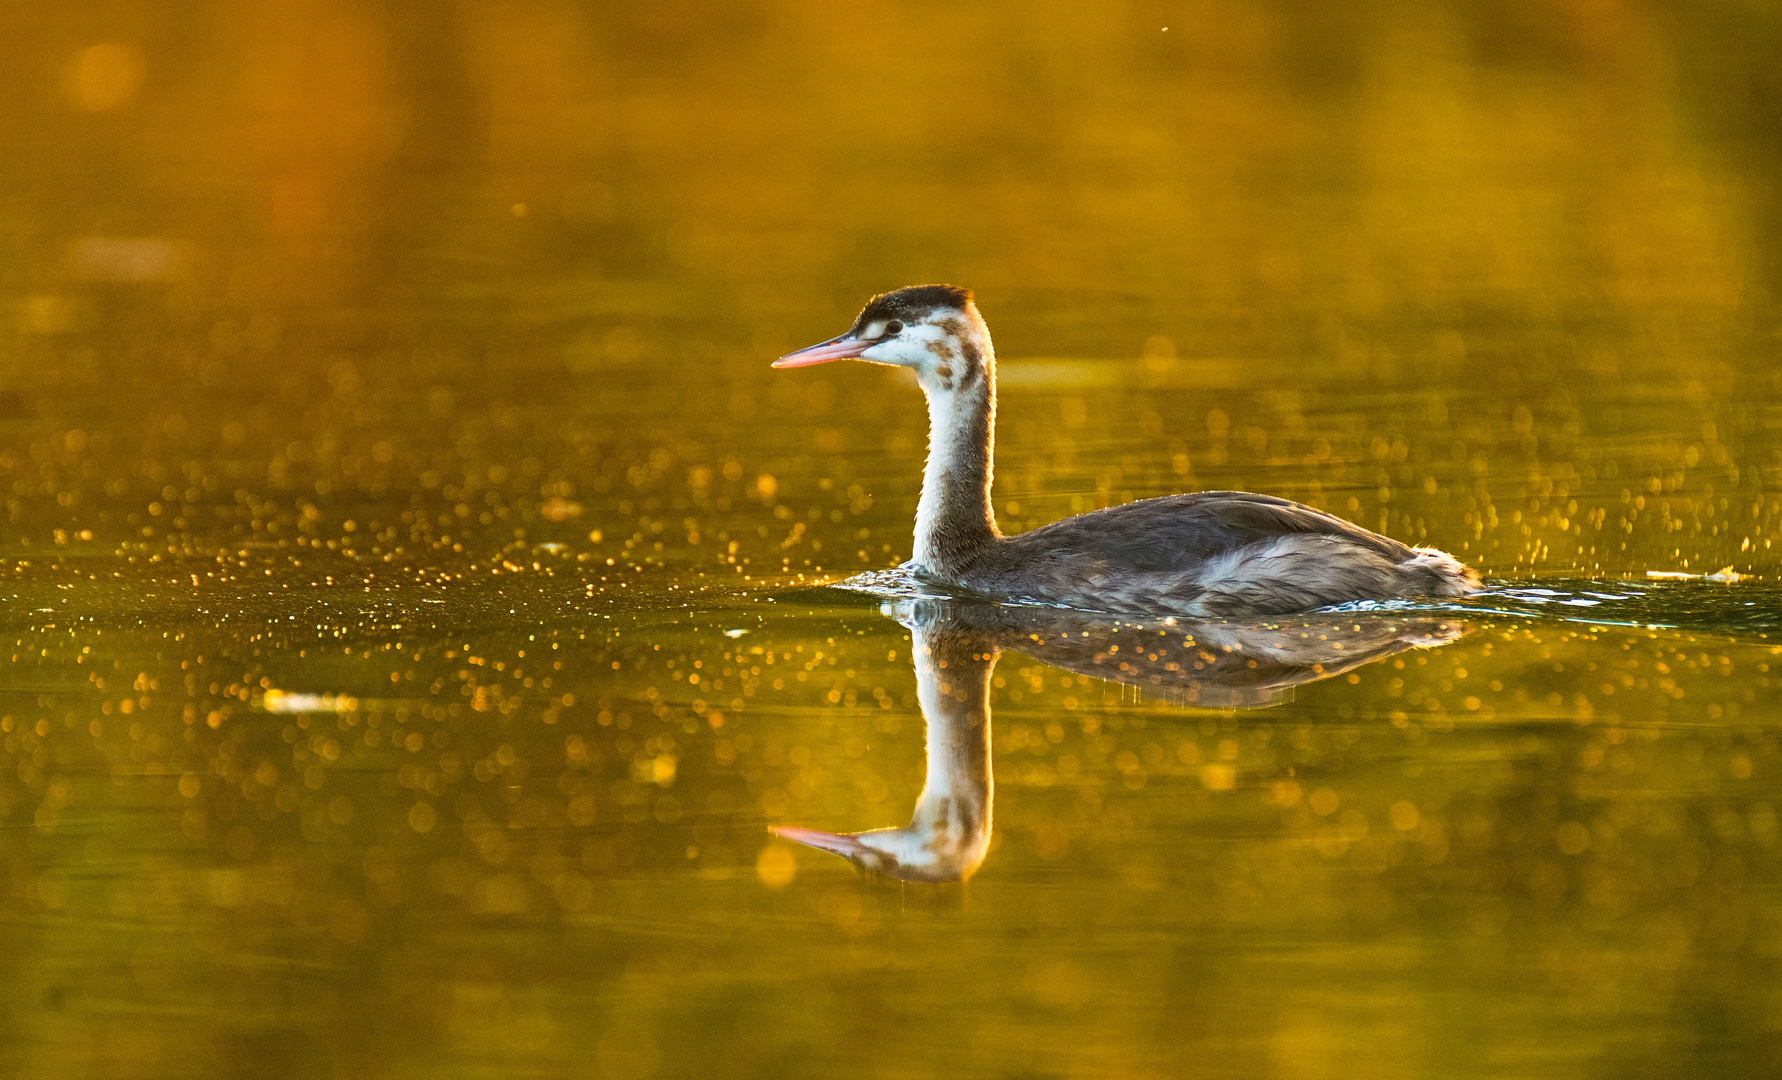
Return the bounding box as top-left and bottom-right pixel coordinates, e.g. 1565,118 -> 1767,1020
913,352 -> 1000,576
910,625 -> 994,863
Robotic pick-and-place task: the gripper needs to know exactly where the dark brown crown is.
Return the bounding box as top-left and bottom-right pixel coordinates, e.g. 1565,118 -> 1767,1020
852,284 -> 974,331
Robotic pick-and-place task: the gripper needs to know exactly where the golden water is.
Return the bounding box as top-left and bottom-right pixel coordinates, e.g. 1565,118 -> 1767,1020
3,2 -> 1781,1076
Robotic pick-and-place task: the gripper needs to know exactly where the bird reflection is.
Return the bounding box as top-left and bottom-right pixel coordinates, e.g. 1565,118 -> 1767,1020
771,599 -> 1467,882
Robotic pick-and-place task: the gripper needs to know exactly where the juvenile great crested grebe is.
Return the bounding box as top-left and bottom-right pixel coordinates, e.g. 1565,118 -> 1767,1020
775,285 -> 1479,616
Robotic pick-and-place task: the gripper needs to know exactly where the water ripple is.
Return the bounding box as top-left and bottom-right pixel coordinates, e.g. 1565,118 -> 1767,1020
831,569 -> 1782,639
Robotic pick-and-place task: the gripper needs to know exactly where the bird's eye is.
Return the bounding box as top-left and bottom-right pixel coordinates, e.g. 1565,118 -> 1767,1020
884,321 -> 903,336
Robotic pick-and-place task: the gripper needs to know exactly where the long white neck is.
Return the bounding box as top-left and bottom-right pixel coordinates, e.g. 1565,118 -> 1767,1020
912,330 -> 1000,575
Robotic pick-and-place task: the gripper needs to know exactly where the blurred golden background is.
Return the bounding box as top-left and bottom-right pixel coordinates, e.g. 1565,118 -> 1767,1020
8,0 -> 1782,342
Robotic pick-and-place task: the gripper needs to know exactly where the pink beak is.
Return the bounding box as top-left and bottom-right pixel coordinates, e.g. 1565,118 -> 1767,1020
772,333 -> 873,368
769,825 -> 871,859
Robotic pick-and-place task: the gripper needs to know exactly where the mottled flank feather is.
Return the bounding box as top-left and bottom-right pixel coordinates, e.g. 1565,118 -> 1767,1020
962,508 -> 1475,616
970,493 -> 1481,616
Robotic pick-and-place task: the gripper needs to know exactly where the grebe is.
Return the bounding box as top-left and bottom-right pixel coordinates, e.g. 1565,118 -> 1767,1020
771,598 -> 1467,882
775,285 -> 1480,616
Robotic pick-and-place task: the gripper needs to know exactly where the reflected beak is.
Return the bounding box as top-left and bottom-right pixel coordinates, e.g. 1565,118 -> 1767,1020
772,333 -> 873,368
769,825 -> 871,859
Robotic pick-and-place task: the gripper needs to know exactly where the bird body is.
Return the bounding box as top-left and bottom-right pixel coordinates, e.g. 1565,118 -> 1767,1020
775,285 -> 1478,616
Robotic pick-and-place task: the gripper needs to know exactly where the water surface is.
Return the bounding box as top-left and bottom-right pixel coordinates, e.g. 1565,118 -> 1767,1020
3,2 -> 1782,1077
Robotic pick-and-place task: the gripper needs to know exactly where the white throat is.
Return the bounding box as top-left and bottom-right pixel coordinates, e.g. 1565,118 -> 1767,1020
913,385 -> 969,568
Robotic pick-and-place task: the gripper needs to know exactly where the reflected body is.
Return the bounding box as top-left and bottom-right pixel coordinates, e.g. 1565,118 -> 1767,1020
777,287 -> 1480,616
774,599 -> 1467,881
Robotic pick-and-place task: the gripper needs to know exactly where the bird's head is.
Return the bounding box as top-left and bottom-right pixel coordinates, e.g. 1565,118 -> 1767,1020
769,817 -> 990,884
773,284 -> 992,393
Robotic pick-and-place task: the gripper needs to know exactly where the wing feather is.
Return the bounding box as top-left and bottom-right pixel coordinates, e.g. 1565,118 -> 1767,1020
1003,491 -> 1409,574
